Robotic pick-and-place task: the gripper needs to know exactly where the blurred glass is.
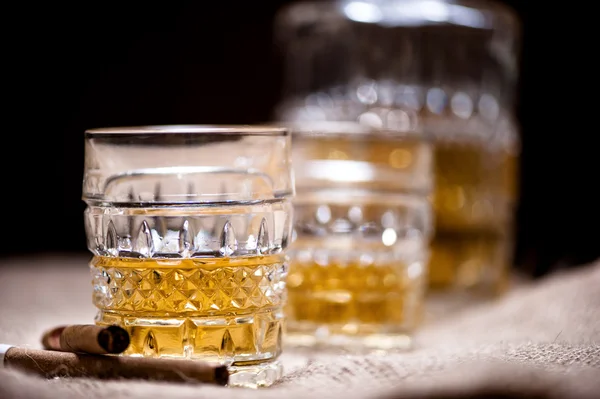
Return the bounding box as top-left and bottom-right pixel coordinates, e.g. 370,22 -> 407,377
274,0 -> 520,301
284,121 -> 433,350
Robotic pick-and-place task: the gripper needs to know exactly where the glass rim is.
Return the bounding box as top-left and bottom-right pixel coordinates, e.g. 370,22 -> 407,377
85,125 -> 289,136
287,121 -> 372,135
284,121 -> 424,139
276,0 -> 519,33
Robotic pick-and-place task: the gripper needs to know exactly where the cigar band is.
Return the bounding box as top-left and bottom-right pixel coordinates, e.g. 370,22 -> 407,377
0,344 -> 14,367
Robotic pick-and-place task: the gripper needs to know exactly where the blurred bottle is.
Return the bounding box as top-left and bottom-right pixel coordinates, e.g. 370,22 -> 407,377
274,0 -> 521,301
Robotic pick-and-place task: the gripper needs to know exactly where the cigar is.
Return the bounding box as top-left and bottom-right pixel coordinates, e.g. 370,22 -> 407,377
0,345 -> 229,386
41,325 -> 130,354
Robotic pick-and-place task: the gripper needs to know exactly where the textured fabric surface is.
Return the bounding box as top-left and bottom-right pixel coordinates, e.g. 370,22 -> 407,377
0,255 -> 599,399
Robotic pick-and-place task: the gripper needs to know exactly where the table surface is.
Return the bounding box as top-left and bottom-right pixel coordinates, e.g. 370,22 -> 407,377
0,255 -> 599,399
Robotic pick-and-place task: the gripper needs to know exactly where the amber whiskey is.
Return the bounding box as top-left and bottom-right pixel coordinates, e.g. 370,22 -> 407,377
429,142 -> 517,293
91,255 -> 285,365
287,256 -> 423,339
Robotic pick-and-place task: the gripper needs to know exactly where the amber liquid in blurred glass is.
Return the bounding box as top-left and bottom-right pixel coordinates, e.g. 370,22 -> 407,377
429,142 -> 517,294
91,255 -> 285,364
287,133 -> 430,347
287,254 -> 421,336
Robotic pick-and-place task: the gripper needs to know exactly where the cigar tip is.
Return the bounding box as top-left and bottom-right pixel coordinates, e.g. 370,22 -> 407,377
215,365 -> 229,386
40,326 -> 66,350
98,326 -> 130,354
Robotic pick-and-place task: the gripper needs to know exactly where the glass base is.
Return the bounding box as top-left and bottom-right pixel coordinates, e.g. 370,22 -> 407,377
285,323 -> 413,353
228,360 -> 283,388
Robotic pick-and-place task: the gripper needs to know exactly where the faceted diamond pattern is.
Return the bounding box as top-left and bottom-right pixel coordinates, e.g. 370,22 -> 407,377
91,262 -> 286,314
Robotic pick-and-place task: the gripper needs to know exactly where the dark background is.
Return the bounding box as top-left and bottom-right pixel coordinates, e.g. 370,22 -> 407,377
4,1 -> 598,276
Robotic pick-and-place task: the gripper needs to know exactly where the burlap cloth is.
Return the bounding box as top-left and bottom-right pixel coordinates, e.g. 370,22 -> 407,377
0,255 -> 598,399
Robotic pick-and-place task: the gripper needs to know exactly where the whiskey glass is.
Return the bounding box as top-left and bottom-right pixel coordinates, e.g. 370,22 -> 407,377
274,0 -> 520,305
285,122 -> 433,350
82,125 -> 294,387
